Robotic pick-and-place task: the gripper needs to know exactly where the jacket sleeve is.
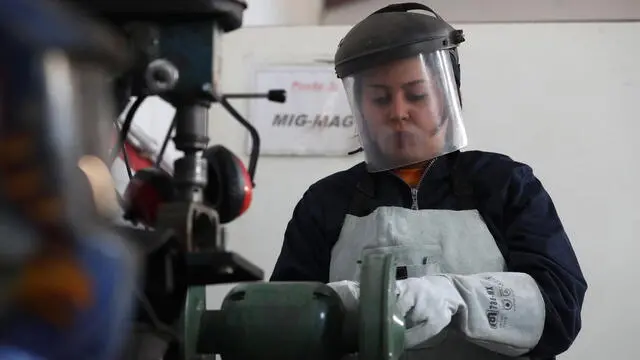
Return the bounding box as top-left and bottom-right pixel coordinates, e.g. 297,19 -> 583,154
269,186 -> 330,282
414,161 -> 586,357
501,162 -> 587,357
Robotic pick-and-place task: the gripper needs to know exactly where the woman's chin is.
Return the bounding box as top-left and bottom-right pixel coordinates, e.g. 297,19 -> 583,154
383,149 -> 424,165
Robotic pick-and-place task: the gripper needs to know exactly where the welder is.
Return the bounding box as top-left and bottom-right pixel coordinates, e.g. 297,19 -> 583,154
271,3 -> 587,359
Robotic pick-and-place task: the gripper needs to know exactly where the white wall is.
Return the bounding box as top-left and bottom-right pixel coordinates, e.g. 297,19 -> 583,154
197,22 -> 639,360
204,25 -> 365,307
322,0 -> 640,24
243,0 -> 323,26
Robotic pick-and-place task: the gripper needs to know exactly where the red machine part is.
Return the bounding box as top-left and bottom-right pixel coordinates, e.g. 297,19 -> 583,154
111,129 -> 155,173
113,126 -> 253,226
203,145 -> 253,224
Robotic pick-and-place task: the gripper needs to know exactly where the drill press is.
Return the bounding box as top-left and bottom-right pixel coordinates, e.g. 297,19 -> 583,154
45,1 -> 407,359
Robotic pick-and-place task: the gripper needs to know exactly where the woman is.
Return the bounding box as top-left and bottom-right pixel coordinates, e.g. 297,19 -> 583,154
270,3 -> 586,360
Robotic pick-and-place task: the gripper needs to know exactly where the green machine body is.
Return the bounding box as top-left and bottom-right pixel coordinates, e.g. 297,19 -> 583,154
189,253 -> 405,360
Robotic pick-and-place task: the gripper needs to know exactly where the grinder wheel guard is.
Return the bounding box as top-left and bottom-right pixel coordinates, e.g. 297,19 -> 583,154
359,252 -> 405,360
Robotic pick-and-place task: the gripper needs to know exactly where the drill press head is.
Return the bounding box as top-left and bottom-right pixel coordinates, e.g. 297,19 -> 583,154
59,0 -> 248,107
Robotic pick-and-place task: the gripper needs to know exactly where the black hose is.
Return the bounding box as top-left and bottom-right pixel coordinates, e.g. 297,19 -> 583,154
110,96 -> 147,165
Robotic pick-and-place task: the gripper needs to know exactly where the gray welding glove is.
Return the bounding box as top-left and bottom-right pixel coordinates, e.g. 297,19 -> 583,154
395,273 -> 546,356
395,275 -> 462,349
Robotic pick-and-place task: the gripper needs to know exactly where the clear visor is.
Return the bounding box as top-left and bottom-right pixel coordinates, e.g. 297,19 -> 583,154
342,50 -> 467,172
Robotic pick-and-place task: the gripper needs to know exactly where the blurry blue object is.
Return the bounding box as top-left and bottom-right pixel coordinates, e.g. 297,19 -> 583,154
0,347 -> 45,360
0,0 -> 137,359
0,234 -> 138,360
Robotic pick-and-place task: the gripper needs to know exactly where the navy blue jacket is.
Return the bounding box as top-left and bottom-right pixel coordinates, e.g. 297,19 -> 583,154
270,150 -> 587,358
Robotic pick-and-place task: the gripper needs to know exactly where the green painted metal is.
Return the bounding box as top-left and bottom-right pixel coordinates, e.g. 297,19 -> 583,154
184,253 -> 405,359
180,285 -> 207,360
201,282 -> 344,359
359,253 -> 405,360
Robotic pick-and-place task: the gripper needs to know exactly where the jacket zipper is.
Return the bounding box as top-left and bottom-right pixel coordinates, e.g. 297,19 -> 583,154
409,159 -> 437,210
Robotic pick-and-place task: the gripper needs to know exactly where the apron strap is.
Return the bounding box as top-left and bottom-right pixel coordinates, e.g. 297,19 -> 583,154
347,171 -> 413,280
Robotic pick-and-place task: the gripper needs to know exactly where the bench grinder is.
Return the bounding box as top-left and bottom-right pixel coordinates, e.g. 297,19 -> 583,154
181,253 -> 405,360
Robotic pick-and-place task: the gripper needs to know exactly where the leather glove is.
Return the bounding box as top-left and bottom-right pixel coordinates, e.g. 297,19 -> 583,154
395,275 -> 463,349
328,278 -> 463,350
395,273 -> 546,356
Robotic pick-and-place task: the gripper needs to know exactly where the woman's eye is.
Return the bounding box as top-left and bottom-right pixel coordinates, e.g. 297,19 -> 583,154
406,93 -> 427,102
372,96 -> 391,105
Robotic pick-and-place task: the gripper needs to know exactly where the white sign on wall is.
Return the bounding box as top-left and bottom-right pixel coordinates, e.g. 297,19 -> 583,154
247,64 -> 359,156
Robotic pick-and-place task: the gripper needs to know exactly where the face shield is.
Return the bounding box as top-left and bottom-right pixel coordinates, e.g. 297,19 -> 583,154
342,50 -> 467,172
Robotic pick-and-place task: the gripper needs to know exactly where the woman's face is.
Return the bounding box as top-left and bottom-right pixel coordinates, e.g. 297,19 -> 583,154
359,56 -> 447,165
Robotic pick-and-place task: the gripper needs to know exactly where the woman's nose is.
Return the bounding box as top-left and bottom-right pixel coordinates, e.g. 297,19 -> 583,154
390,95 -> 410,121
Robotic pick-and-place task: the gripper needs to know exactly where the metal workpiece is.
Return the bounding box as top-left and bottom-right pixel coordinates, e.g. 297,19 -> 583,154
173,154 -> 208,203
173,103 -> 210,152
170,102 -> 211,203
